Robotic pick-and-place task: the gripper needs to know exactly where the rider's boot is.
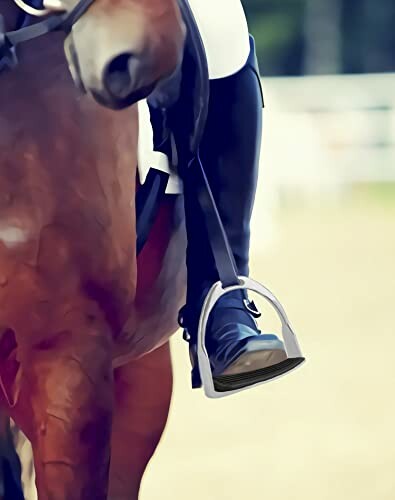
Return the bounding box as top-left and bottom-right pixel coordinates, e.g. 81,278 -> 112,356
179,39 -> 303,394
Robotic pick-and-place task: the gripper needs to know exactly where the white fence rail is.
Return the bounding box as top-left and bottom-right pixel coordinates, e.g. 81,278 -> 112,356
252,73 -> 395,245
259,73 -> 395,194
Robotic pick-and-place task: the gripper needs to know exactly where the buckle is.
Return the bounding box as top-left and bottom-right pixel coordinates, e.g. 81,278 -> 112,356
178,305 -> 192,343
243,299 -> 262,318
182,329 -> 191,342
177,305 -> 187,328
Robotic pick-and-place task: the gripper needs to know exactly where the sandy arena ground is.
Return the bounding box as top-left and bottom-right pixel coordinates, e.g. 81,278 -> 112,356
141,188 -> 395,500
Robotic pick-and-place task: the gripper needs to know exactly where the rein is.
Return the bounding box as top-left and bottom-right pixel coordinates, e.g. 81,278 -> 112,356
0,0 -> 95,71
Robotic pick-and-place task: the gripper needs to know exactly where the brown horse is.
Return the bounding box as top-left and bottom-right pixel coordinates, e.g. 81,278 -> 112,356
0,0 -> 186,498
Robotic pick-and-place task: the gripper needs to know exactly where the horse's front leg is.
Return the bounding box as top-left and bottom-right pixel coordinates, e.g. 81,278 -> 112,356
24,326 -> 113,500
109,342 -> 173,500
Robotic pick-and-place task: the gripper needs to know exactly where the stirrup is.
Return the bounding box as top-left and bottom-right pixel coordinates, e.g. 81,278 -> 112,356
197,276 -> 305,399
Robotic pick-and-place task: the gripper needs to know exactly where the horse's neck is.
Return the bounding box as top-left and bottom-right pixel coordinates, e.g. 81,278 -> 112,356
0,9 -> 137,181
0,6 -> 78,121
0,10 -> 138,242
0,0 -> 135,139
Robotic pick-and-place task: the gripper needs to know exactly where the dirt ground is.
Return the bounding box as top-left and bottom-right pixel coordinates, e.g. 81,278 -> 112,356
140,187 -> 395,500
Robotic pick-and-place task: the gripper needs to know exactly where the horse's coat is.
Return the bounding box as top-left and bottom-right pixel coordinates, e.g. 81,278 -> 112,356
0,0 -> 186,497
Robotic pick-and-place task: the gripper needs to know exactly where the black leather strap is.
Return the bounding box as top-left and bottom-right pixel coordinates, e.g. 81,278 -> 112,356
6,15 -> 63,45
192,153 -> 240,287
4,0 -> 95,49
60,0 -> 95,32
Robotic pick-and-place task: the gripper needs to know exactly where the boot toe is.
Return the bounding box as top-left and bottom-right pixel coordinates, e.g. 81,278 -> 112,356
220,334 -> 287,376
209,323 -> 286,377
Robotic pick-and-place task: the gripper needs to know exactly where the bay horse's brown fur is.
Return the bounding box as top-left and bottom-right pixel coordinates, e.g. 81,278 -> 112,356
0,1 -> 186,498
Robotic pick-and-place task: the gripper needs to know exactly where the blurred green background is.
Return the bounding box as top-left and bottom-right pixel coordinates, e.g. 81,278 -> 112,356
243,0 -> 395,75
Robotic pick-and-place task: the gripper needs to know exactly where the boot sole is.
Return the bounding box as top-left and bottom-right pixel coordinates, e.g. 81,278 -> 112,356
214,356 -> 305,393
221,348 -> 288,376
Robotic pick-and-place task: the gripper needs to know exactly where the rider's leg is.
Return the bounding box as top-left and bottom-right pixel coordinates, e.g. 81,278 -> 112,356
146,1 -> 302,392
181,36 -> 288,390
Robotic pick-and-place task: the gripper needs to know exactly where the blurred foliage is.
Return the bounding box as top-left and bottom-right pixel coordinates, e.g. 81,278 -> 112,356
353,183 -> 395,205
244,0 -> 305,75
243,0 -> 395,76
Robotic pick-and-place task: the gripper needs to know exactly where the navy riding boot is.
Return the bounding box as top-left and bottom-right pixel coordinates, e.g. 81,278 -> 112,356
179,40 -> 292,392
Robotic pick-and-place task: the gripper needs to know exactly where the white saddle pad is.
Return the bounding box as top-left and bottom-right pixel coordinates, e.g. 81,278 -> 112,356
137,100 -> 183,195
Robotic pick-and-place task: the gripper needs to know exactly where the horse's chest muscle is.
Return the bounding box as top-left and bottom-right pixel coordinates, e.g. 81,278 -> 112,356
0,73 -> 139,328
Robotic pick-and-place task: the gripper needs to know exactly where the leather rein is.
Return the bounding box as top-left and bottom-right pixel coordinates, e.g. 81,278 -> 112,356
0,0 -> 95,71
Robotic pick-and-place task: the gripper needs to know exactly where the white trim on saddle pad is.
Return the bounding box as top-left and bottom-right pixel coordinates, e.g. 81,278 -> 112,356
137,100 -> 183,195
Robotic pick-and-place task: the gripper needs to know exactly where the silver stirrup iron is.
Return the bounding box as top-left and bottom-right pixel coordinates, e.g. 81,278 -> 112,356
197,276 -> 305,399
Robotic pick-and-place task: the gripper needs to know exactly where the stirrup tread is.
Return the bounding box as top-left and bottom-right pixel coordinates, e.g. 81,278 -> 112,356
213,357 -> 305,392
